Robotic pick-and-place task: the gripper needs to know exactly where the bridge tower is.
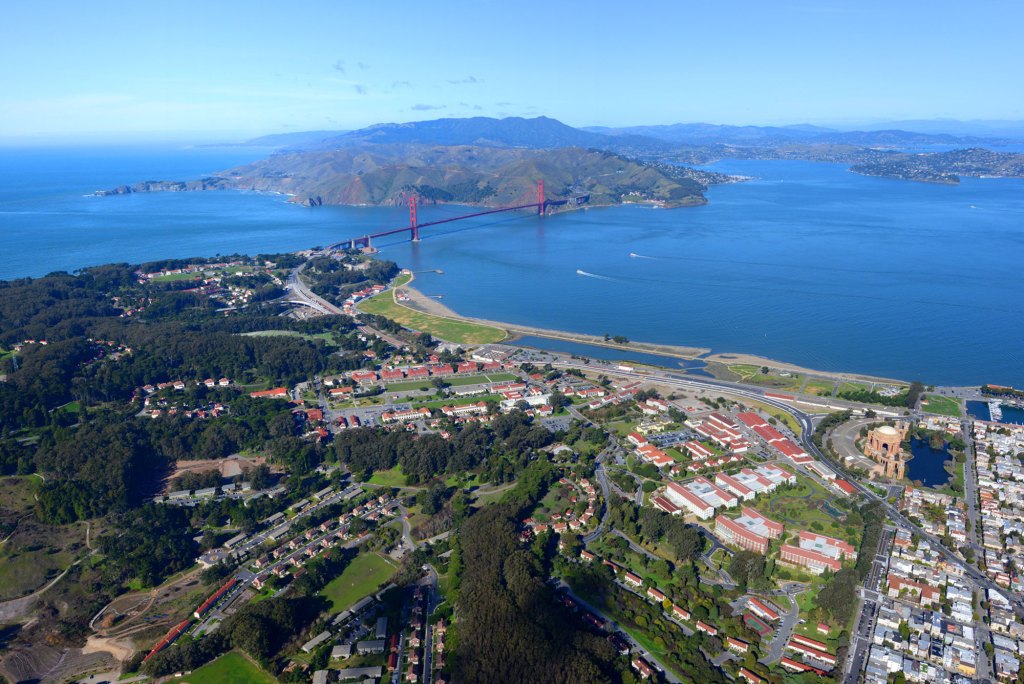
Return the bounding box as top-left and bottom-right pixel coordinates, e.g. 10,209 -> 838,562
409,196 -> 420,241
537,179 -> 545,215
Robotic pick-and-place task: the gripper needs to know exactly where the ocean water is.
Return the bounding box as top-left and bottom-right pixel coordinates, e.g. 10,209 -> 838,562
1,147 -> 1023,387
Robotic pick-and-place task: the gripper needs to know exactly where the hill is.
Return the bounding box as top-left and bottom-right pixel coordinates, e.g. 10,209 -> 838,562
117,144 -> 711,208
583,122 -> 1015,147
280,116 -> 670,155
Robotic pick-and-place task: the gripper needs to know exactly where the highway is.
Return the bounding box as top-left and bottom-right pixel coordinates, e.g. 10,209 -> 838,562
284,263 -> 344,315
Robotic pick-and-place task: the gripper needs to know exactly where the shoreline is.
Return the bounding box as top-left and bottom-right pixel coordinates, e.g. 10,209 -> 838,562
393,275 -> 908,386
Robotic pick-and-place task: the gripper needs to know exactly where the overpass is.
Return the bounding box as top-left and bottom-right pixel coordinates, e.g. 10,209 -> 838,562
328,180 -> 589,250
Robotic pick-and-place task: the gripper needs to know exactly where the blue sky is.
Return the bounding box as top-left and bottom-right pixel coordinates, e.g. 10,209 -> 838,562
1,0 -> 1021,143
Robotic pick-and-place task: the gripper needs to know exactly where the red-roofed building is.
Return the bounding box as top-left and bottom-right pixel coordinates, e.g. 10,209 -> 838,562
738,668 -> 765,684
381,368 -> 405,382
780,544 -> 841,575
672,604 -> 691,621
715,515 -> 771,554
831,479 -> 856,496
652,496 -> 681,516
646,587 -> 666,603
886,573 -> 940,606
748,597 -> 780,622
727,637 -> 750,653
736,412 -> 769,428
406,366 -> 429,379
456,361 -> 478,374
626,432 -> 649,447
631,657 -> 654,679
250,387 -> 288,399
696,620 -> 718,636
623,572 -> 643,588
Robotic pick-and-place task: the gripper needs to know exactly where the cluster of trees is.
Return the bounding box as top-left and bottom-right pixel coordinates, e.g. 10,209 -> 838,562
30,393 -> 308,524
305,256 -> 399,303
454,505 -> 621,683
563,562 -> 728,683
34,417 -> 167,523
333,412 -> 554,484
98,505 -> 198,587
606,495 -> 704,563
143,595 -> 326,676
729,549 -> 772,590
816,501 -> 886,630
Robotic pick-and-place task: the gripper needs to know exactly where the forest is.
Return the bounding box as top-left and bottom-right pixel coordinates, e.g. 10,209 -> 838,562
453,504 -> 622,683
332,411 -> 555,484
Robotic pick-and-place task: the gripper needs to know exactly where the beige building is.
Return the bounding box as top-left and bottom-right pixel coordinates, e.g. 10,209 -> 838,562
864,422 -> 909,479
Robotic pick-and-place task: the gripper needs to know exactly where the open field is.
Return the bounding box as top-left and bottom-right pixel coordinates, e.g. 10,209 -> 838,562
150,271 -> 203,283
359,290 -> 507,345
803,378 -> 837,396
319,552 -> 397,612
367,466 -> 407,488
921,394 -> 962,417
241,330 -> 336,344
408,393 -> 501,410
757,476 -> 858,545
181,650 -> 277,684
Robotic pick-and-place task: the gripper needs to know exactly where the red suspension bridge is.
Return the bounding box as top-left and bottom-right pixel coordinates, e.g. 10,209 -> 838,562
328,180 -> 588,250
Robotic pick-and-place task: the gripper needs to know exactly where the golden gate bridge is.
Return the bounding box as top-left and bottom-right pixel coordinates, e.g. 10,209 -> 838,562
328,180 -> 588,250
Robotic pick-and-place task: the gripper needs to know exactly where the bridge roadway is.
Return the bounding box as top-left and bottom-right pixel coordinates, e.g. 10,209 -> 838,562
327,201 -> 544,250
548,359 -> 1024,621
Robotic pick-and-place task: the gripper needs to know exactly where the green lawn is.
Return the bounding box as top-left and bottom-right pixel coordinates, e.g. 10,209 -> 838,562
181,651 -> 277,684
358,293 -> 506,345
150,270 -> 204,283
319,552 -> 398,612
367,466 -> 407,488
758,476 -> 858,545
921,394 -> 962,418
409,394 -> 501,409
803,379 -> 837,397
384,380 -> 435,392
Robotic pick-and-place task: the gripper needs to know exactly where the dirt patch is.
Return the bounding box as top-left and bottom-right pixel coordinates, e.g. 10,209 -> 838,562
165,454 -> 276,492
84,634 -> 135,661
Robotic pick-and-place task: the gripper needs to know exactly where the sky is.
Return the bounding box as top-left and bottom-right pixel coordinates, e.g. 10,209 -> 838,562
1,0 -> 1022,143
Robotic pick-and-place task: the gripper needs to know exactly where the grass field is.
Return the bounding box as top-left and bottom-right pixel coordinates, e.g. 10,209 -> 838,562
150,271 -> 204,283
803,379 -> 837,396
408,394 -> 501,410
758,476 -> 857,544
359,292 -> 506,345
241,330 -> 336,345
367,466 -> 407,488
921,394 -> 962,418
181,651 -> 277,684
727,364 -> 805,391
319,552 -> 398,612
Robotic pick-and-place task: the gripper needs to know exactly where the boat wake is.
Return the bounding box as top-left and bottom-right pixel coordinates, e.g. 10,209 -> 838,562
628,252 -> 663,260
576,269 -> 616,281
